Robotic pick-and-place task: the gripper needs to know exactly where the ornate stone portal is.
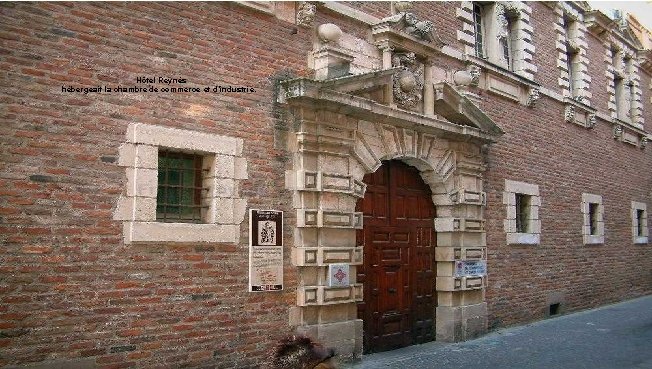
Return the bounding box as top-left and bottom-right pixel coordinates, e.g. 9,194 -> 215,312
278,18 -> 502,358
279,67 -> 501,357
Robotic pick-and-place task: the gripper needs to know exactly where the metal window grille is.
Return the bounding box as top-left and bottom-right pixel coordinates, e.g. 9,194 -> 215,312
515,193 -> 530,233
636,209 -> 645,237
473,3 -> 485,58
156,150 -> 206,223
588,203 -> 598,235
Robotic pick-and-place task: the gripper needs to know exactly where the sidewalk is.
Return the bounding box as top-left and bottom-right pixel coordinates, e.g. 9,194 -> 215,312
342,295 -> 652,369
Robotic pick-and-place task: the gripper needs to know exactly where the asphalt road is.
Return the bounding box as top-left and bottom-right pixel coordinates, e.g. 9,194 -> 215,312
343,295 -> 652,369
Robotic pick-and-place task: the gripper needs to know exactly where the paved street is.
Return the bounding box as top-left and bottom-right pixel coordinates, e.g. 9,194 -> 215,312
343,295 -> 652,369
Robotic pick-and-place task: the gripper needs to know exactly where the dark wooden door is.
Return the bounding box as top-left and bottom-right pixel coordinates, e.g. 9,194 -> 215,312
356,160 -> 436,353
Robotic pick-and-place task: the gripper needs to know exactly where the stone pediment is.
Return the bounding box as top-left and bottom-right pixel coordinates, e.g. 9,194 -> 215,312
279,71 -> 503,142
433,82 -> 504,136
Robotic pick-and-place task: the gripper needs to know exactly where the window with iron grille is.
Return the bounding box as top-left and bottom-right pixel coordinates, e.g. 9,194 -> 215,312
473,3 -> 485,58
588,203 -> 598,236
515,193 -> 530,233
156,150 -> 206,223
637,209 -> 645,237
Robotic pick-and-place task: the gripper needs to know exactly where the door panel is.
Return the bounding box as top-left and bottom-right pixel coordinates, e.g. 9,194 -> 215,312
356,160 -> 436,353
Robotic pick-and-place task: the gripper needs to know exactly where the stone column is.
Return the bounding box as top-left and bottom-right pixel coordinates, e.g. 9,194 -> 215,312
423,60 -> 435,116
430,146 -> 488,342
287,107 -> 365,360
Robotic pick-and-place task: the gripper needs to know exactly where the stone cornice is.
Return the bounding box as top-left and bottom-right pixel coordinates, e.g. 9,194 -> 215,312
372,22 -> 445,57
639,49 -> 652,74
318,1 -> 380,25
585,10 -> 642,51
584,10 -> 617,39
569,1 -> 591,13
279,78 -> 500,143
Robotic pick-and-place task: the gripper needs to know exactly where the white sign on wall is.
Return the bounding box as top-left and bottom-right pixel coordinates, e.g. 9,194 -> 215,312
249,209 -> 283,292
454,260 -> 487,278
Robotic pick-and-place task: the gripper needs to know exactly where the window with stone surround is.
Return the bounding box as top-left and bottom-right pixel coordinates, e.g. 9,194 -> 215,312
504,180 -> 541,245
607,44 -> 644,128
631,201 -> 648,244
500,14 -> 517,71
555,5 -> 590,103
114,123 -> 248,244
562,15 -> 580,97
459,1 -> 536,79
581,193 -> 604,245
472,2 -> 485,58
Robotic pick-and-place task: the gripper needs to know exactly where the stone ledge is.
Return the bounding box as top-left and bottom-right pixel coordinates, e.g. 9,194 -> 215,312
127,123 -> 243,156
506,232 -> 540,245
292,247 -> 363,266
297,285 -> 363,306
124,222 -> 239,244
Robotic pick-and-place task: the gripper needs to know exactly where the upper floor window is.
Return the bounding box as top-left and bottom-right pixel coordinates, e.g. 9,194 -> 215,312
472,2 -> 485,58
563,15 -> 580,97
614,53 -> 635,122
499,15 -> 517,71
460,2 -> 536,79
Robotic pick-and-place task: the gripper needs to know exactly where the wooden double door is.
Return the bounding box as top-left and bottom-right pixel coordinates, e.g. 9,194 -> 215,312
356,160 -> 437,353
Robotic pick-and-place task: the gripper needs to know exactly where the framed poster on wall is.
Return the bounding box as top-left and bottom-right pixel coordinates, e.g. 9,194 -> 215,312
249,209 -> 283,292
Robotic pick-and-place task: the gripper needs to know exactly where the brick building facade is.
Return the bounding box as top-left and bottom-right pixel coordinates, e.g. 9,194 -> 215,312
1,1 -> 651,368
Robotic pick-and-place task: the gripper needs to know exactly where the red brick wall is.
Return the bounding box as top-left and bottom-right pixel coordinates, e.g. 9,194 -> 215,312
530,2 -> 563,94
0,2 -> 310,368
340,1 -> 390,19
1,2 -> 651,368
480,91 -> 652,328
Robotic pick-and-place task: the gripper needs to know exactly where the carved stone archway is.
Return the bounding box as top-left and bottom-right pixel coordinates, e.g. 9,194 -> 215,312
281,67 -> 499,358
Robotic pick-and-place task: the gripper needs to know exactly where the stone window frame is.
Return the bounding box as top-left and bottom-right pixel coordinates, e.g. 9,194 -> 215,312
114,123 -> 247,244
555,5 -> 591,103
458,1 -> 537,80
504,180 -> 541,245
581,193 -> 604,245
631,201 -> 648,244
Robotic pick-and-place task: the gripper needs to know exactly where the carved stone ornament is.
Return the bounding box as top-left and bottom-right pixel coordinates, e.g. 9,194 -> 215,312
468,65 -> 481,87
526,87 -> 540,107
587,114 -> 597,128
392,52 -> 424,109
564,105 -> 575,123
297,2 -> 316,27
393,1 -> 413,13
613,68 -> 625,80
380,11 -> 443,45
613,124 -> 623,139
573,95 -> 584,103
566,39 -> 580,53
495,3 -> 520,66
641,136 -> 648,149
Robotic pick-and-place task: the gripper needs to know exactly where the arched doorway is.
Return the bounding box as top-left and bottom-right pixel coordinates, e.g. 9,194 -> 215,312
356,160 -> 437,353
